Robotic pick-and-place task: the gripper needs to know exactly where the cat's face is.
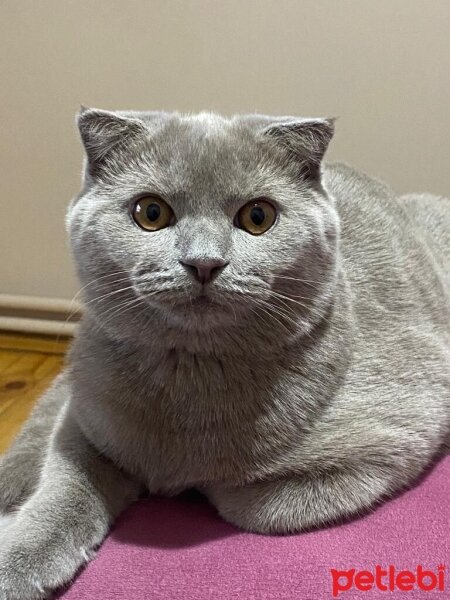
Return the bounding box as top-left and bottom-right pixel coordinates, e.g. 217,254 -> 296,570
68,110 -> 339,344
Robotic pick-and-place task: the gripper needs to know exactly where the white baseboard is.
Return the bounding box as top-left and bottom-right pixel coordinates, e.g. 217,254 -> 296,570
0,294 -> 82,337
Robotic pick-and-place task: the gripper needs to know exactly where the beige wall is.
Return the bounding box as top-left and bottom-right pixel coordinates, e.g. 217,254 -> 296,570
1,0 -> 449,300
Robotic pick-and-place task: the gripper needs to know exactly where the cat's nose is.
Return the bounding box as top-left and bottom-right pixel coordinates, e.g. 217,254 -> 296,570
179,257 -> 228,284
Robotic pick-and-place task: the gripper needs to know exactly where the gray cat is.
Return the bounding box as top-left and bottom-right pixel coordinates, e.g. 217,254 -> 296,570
0,108 -> 449,600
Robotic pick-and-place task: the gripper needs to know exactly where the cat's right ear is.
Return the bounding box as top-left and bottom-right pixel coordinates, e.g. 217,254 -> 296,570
261,118 -> 335,182
76,107 -> 147,178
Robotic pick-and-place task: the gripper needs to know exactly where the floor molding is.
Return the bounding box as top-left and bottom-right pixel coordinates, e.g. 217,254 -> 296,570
0,294 -> 81,336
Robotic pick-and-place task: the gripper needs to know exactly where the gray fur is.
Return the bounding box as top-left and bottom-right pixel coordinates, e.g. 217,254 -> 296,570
0,109 -> 449,599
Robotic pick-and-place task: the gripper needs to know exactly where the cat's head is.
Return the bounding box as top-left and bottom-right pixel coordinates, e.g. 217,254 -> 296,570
68,108 -> 339,348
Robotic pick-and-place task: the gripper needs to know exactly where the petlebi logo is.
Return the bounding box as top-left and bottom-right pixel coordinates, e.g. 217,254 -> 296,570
330,565 -> 446,597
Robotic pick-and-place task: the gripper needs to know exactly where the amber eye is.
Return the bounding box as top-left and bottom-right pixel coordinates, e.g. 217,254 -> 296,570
236,200 -> 277,235
132,196 -> 174,231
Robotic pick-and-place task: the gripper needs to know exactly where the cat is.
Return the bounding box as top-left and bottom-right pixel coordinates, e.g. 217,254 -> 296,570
0,108 -> 449,600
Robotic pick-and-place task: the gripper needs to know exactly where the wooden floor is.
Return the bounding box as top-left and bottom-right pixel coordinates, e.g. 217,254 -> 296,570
0,332 -> 70,453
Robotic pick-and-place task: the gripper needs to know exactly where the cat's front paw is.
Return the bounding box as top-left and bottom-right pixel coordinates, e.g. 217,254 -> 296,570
0,537 -> 93,600
0,513 -> 16,543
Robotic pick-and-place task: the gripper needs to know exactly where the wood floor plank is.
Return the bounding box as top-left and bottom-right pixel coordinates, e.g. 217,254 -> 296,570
0,376 -> 60,453
0,351 -> 22,372
2,353 -> 48,376
0,332 -> 71,355
35,354 -> 65,378
0,333 -> 66,453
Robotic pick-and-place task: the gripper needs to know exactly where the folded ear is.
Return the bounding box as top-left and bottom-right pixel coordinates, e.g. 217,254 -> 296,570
262,118 -> 335,181
76,107 -> 148,177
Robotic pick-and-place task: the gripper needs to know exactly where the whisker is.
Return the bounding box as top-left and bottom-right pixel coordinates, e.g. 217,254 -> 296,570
270,290 -> 332,327
230,301 -> 238,324
268,290 -> 310,311
98,286 -> 178,325
263,297 -> 297,320
273,290 -> 312,301
249,299 -> 293,335
257,298 -> 317,341
83,284 -> 135,307
257,299 -> 298,326
100,296 -> 147,329
271,274 -> 323,283
55,270 -> 135,345
96,293 -> 141,320
60,271 -> 131,324
74,270 -> 131,299
81,276 -> 132,295
271,274 -> 324,290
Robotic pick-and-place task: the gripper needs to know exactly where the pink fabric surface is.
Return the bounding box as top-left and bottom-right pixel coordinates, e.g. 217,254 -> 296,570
59,457 -> 449,599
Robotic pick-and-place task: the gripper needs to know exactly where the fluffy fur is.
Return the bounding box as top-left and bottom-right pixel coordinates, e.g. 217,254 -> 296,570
0,109 -> 449,599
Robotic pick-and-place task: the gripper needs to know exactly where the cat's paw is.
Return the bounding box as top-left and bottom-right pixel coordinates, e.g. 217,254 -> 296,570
0,535 -> 94,600
0,512 -> 16,543
0,455 -> 37,513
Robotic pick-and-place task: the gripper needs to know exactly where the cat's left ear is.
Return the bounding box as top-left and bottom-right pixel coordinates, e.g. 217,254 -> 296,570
76,106 -> 148,178
262,118 -> 335,181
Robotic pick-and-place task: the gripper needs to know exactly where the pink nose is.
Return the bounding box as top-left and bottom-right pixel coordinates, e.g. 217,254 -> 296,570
179,258 -> 228,284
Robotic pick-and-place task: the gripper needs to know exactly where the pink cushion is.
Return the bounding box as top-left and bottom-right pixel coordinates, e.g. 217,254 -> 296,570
59,457 -> 449,599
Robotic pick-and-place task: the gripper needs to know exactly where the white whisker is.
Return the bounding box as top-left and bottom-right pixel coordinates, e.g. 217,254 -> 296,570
100,296 -> 147,329
84,284 -> 135,307
269,290 -> 310,311
271,274 -> 323,290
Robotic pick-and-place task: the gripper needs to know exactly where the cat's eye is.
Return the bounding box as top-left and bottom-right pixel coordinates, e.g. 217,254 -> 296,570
132,196 -> 174,231
236,200 -> 277,235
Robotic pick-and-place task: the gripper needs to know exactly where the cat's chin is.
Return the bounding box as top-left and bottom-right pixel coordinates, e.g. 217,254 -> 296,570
156,293 -> 248,333
186,294 -> 217,307
167,296 -> 236,328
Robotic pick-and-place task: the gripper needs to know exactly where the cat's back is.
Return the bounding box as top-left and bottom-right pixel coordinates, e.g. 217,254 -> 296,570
323,162 -> 450,333
323,162 -> 406,248
324,162 -> 449,290
399,192 -> 450,278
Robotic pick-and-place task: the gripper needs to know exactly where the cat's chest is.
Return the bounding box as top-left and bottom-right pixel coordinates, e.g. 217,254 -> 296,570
77,349 -> 303,489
